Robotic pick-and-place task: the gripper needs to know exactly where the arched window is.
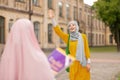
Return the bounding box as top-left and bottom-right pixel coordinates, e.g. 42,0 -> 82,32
34,21 -> 40,43
66,4 -> 70,19
48,23 -> 53,43
48,0 -> 53,9
58,2 -> 63,17
0,16 -> 5,44
74,6 -> 77,20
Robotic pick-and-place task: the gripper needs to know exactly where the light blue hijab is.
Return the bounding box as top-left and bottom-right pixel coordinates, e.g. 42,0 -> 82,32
68,21 -> 87,67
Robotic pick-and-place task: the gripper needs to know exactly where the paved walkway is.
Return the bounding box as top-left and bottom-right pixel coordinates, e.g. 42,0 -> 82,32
54,52 -> 120,80
0,47 -> 120,80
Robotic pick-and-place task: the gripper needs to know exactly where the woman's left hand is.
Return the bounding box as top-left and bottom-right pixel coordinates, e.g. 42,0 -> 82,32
86,63 -> 90,72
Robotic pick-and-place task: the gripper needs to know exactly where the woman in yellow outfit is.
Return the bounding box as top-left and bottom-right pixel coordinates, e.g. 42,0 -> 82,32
49,9 -> 91,80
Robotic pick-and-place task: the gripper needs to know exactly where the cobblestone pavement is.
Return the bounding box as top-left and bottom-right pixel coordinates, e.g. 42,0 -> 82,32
54,52 -> 120,80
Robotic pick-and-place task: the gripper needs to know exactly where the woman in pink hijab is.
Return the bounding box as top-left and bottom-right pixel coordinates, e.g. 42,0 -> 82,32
0,19 -> 55,80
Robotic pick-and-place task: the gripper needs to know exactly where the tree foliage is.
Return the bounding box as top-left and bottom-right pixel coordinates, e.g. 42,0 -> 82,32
93,0 -> 120,51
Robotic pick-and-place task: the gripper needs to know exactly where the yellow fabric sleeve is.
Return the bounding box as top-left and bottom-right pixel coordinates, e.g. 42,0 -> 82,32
53,25 -> 69,43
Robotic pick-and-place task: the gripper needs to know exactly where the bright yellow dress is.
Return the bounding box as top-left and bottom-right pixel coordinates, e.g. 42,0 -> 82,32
53,25 -> 90,80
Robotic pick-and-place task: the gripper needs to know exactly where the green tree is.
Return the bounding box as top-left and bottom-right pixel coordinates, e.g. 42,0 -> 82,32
93,0 -> 120,52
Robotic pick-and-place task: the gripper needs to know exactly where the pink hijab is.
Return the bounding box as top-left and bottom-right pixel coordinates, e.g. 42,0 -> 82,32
0,19 -> 54,80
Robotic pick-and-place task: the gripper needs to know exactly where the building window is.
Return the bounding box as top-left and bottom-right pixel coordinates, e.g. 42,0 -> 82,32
34,21 -> 40,43
95,19 -> 97,30
16,0 -> 24,2
79,8 -> 82,21
99,21 -> 101,30
8,19 -> 13,32
48,24 -> 53,43
109,35 -> 113,44
96,34 -> 98,45
92,33 -> 94,45
0,16 -> 5,44
102,35 -> 104,44
60,28 -> 64,44
66,4 -> 70,19
88,33 -> 91,45
88,15 -> 90,27
84,14 -> 87,25
32,0 -> 39,6
48,0 -> 53,9
97,19 -> 99,30
99,34 -> 101,44
58,2 -> 63,17
74,6 -> 77,20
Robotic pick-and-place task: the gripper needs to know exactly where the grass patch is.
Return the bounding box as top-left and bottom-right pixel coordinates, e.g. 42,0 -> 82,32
116,72 -> 120,80
118,74 -> 120,80
90,46 -> 117,53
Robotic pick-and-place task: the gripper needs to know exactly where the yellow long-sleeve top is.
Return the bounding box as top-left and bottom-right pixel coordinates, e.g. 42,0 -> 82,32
53,25 -> 90,80
53,25 -> 90,60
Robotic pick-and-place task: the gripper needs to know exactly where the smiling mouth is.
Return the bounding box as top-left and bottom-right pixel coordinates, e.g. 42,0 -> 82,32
70,29 -> 75,32
70,28 -> 75,30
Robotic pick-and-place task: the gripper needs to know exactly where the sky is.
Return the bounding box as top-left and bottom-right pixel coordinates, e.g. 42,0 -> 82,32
84,0 -> 97,6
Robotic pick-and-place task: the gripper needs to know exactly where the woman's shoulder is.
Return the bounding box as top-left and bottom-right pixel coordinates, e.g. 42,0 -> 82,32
81,33 -> 88,40
81,33 -> 86,38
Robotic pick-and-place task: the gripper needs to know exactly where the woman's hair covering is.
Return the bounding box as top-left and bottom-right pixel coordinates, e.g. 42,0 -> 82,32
0,18 -> 54,80
67,20 -> 79,32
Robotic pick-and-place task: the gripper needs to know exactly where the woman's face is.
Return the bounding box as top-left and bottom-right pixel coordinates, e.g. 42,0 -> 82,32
69,23 -> 76,32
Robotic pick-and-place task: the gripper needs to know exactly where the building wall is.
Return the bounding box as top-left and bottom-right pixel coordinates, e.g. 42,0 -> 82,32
0,0 -> 116,51
0,0 -> 44,47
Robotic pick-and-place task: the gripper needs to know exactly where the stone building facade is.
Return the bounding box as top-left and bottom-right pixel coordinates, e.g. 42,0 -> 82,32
0,0 -> 116,52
